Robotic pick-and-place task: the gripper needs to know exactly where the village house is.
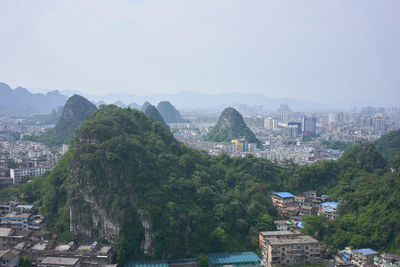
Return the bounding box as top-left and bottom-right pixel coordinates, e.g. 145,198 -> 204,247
0,249 -> 20,267
319,202 -> 340,220
352,249 -> 378,267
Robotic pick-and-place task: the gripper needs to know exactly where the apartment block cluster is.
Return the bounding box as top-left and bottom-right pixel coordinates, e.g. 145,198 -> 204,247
0,139 -> 67,188
271,191 -> 340,220
335,248 -> 400,267
0,203 -> 115,267
259,230 -> 323,267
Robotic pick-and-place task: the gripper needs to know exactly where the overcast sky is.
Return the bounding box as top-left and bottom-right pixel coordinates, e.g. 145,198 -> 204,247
0,0 -> 399,107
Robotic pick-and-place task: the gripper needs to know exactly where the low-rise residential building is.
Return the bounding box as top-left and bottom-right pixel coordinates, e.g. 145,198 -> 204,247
352,249 -> 378,267
10,166 -> 53,184
0,213 -> 29,231
374,254 -> 400,267
0,249 -> 20,267
271,192 -> 295,211
39,257 -> 80,267
274,220 -> 293,231
319,202 -> 340,219
259,231 -> 322,267
259,231 -> 302,250
0,228 -> 14,250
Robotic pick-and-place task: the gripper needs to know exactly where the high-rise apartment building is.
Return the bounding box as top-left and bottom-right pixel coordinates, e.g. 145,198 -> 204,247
302,117 -> 316,134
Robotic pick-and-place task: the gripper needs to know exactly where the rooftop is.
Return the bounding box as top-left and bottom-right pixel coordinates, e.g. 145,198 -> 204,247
320,202 -> 339,208
78,245 -> 92,252
354,248 -> 378,256
40,257 -> 80,266
0,227 -> 13,237
125,261 -> 169,267
273,192 -> 295,198
267,236 -> 319,245
16,205 -> 33,210
32,243 -> 47,251
55,244 -> 71,252
2,213 -> 30,218
207,252 -> 260,265
99,246 -> 112,255
0,249 -> 19,260
260,230 -> 300,237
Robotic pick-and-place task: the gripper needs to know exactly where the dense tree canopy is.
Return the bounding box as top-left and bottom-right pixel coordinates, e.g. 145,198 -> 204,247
3,105 -> 400,265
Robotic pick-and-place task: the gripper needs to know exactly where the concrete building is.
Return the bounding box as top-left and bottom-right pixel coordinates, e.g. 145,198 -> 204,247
0,213 -> 29,231
259,231 -> 322,267
10,166 -> 53,184
0,229 -> 14,250
231,139 -> 248,152
0,249 -> 20,267
374,254 -> 400,267
271,192 -> 295,211
352,249 -> 378,267
302,117 -> 317,135
39,257 -> 80,267
319,202 -> 340,220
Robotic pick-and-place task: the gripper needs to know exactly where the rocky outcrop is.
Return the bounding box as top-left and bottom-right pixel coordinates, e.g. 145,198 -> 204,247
156,101 -> 186,123
205,107 -> 261,146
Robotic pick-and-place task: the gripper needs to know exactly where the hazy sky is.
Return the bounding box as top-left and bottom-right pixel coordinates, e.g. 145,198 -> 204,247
0,0 -> 399,106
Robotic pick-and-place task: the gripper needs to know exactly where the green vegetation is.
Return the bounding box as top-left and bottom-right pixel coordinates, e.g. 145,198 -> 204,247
24,95 -> 97,146
205,107 -> 261,146
144,104 -> 169,128
322,140 -> 360,151
156,101 -> 186,123
198,253 -> 208,267
2,105 -> 400,264
18,256 -> 31,267
374,128 -> 400,160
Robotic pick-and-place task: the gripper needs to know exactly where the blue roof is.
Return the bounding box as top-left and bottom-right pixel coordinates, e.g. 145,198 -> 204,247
354,248 -> 378,255
320,202 -> 339,208
208,252 -> 260,265
273,192 -> 295,198
296,221 -> 303,228
125,261 -> 168,267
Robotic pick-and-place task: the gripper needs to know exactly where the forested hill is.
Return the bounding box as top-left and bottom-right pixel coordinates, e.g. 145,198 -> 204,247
144,104 -> 169,128
29,94 -> 97,146
3,106 -> 400,264
205,107 -> 261,146
374,128 -> 400,160
156,101 -> 186,123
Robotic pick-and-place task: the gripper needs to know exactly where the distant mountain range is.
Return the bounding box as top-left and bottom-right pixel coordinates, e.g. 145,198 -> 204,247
0,82 -> 67,115
60,90 -> 331,112
0,81 -> 333,115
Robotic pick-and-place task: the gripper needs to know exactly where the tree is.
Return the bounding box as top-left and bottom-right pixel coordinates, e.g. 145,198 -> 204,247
198,253 -> 209,267
19,256 -> 31,267
301,215 -> 329,240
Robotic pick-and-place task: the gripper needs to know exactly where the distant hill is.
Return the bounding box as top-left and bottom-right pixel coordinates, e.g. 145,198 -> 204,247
0,82 -> 67,115
144,105 -> 169,128
374,129 -> 400,160
60,90 -> 330,111
205,107 -> 261,146
129,102 -> 142,110
156,101 -> 186,123
141,101 -> 151,112
35,95 -> 97,146
113,101 -> 127,108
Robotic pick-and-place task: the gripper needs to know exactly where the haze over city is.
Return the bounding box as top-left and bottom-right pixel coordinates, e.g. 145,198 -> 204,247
1,0 -> 400,107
